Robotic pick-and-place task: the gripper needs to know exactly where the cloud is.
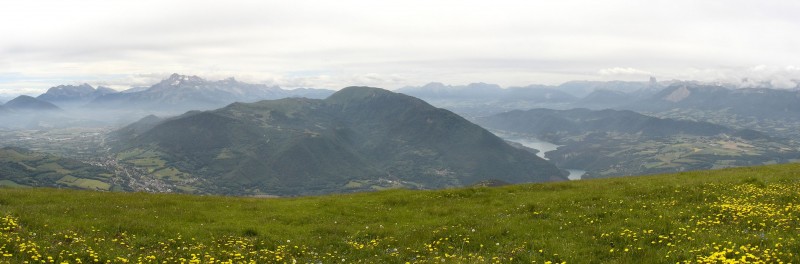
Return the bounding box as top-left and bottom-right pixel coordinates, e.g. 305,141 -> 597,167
675,65 -> 800,89
598,67 -> 652,76
1,1 -> 800,93
265,73 -> 409,89
736,65 -> 800,88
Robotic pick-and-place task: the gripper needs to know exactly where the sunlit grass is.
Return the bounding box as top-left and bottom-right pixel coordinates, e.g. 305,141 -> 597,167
1,163 -> 799,263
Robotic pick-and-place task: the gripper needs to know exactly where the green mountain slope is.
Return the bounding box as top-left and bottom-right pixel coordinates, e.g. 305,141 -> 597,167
1,163 -> 798,263
110,87 -> 566,195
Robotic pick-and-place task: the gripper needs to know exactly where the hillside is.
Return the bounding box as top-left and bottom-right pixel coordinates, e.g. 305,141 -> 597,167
1,163 -> 798,263
476,108 -> 799,179
110,87 -> 566,195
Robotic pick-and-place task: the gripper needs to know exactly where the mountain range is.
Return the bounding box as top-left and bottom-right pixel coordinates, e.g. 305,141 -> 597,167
397,82 -> 578,101
399,80 -> 800,119
7,73 -> 335,113
109,87 -> 566,195
0,74 -> 336,129
396,82 -> 581,117
629,83 -> 800,119
85,74 -> 334,112
396,79 -> 671,118
399,80 -> 800,140
9,76 -> 799,127
36,84 -> 117,108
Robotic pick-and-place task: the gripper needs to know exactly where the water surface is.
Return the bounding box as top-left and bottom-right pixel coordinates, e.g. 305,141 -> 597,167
493,131 -> 585,180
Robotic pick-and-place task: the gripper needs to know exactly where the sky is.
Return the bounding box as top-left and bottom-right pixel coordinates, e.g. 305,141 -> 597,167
1,0 -> 799,95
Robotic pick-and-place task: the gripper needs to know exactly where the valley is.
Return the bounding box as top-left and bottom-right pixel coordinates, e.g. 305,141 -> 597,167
0,127 -> 183,192
3,76 -> 800,196
477,108 -> 800,179
0,127 -> 111,158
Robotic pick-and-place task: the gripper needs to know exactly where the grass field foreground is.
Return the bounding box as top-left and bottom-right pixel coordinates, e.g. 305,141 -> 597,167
1,163 -> 799,263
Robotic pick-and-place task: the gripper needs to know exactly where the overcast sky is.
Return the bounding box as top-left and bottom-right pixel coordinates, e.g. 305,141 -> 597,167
1,0 -> 799,95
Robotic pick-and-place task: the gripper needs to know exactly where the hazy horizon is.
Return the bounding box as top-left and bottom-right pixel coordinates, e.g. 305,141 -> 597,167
0,73 -> 797,98
2,1 -> 799,95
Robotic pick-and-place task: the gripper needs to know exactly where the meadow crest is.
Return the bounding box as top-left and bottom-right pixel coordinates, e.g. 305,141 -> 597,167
1,163 -> 799,263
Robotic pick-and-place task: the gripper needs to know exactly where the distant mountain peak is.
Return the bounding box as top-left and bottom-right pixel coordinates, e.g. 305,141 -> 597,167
422,82 -> 447,89
4,95 -> 61,111
466,82 -> 502,89
326,86 -> 405,104
164,73 -> 205,86
333,86 -> 392,96
44,83 -> 95,94
37,83 -> 117,106
9,95 -> 39,101
96,86 -> 118,93
86,73 -> 335,112
121,86 -> 149,93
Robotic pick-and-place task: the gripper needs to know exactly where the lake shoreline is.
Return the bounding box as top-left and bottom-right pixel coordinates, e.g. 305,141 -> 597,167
492,130 -> 586,180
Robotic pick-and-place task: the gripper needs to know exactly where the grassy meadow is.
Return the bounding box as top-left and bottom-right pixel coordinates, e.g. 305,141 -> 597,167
1,163 -> 799,263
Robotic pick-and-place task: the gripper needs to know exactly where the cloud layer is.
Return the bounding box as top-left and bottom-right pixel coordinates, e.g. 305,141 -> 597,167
1,0 -> 799,94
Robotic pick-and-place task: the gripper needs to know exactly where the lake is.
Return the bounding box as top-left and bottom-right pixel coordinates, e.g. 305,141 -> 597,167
493,131 -> 586,180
